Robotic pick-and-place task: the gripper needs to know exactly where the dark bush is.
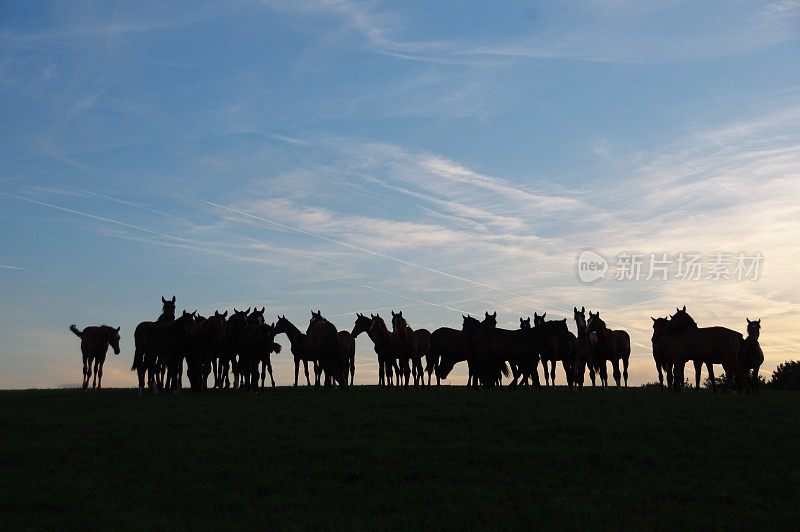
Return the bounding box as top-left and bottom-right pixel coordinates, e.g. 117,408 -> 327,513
769,361 -> 800,390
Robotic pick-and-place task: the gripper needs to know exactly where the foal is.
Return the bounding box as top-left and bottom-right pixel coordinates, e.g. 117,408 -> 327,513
70,324 -> 121,389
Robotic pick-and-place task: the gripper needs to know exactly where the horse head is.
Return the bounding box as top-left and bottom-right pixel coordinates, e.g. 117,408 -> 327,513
533,312 -> 546,327
249,307 -> 266,327
574,306 -> 587,334
668,306 -> 697,332
483,311 -> 497,328
587,311 -> 606,333
352,313 -> 372,338
651,316 -> 670,344
746,318 -> 761,340
520,317 -> 531,329
108,326 -> 121,355
160,295 -> 176,320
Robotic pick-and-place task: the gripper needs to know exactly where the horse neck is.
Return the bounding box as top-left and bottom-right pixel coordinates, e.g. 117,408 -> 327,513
369,321 -> 390,347
282,320 -> 304,343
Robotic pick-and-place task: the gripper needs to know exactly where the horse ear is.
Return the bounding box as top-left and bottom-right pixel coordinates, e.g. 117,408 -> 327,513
542,312 -> 547,319
747,317 -> 751,324
581,306 -> 585,313
491,311 -> 497,318
574,307 -> 577,313
651,317 -> 656,322
171,295 -> 176,303
116,326 -> 121,332
222,310 -> 228,318
757,319 -> 761,324
682,305 -> 686,311
162,296 -> 167,304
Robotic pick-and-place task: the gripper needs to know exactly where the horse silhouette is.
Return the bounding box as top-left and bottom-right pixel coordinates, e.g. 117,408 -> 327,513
660,306 -> 745,392
307,310 -> 347,388
367,314 -> 401,386
431,327 -> 471,386
70,324 -> 120,389
391,311 -> 430,387
132,296 -> 179,392
352,313 -> 397,386
572,307 -> 597,388
462,313 -> 518,388
741,318 -> 764,392
186,311 -> 227,391
651,316 -> 672,389
338,330 -> 356,385
276,315 -> 316,386
587,311 -> 630,387
532,312 -> 575,388
238,308 -> 281,391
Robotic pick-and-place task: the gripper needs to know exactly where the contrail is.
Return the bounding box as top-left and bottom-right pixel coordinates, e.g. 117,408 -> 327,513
0,264 -> 23,270
202,200 -> 554,310
1,192 -> 193,243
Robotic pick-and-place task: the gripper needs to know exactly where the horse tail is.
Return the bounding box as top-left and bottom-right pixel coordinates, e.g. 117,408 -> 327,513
69,324 -> 82,338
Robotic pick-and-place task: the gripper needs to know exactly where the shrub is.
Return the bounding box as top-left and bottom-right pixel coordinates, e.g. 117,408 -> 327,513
770,361 -> 800,390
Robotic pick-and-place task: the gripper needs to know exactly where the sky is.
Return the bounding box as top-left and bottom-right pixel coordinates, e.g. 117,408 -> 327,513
1,0 -> 799,388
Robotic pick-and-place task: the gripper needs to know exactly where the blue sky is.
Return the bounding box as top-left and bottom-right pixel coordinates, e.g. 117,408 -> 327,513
1,0 -> 799,388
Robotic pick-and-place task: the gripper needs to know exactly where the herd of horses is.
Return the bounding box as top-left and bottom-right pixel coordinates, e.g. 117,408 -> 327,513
68,297 -> 764,393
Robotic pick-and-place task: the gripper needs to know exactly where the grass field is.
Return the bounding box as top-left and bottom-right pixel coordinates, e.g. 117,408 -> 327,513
2,386 -> 799,530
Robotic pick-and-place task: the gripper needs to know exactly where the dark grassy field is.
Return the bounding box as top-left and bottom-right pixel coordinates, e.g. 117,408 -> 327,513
2,386 -> 799,530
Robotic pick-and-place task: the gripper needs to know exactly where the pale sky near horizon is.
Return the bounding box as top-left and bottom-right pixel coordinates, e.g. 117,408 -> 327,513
1,0 -> 799,389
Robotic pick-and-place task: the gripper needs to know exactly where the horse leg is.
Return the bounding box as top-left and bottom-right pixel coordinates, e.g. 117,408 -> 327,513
550,360 -> 557,387
693,360 -> 702,390
350,356 -> 355,386
589,365 -> 596,387
611,359 -> 621,388
674,361 -> 686,392
293,359 -> 300,386
267,359 -> 275,388
260,359 -> 267,389
707,363 -> 717,393
303,360 -> 311,386
97,360 -> 104,389
82,354 -> 90,389
92,359 -> 98,389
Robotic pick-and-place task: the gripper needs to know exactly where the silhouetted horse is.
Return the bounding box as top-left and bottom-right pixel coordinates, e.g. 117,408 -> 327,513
587,311 -> 631,388
741,318 -> 764,392
661,306 -> 745,392
462,313 -> 518,388
352,313 -> 397,386
307,311 -> 347,388
143,310 -> 195,393
651,316 -> 672,389
275,315 -> 316,386
432,327 -> 471,386
186,311 -> 227,391
572,307 -> 597,388
391,311 -> 422,387
338,330 -> 356,385
132,296 -> 179,392
70,324 -> 120,389
532,312 -> 575,388
219,307 -> 248,388
414,328 -> 432,386
239,308 -> 281,391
